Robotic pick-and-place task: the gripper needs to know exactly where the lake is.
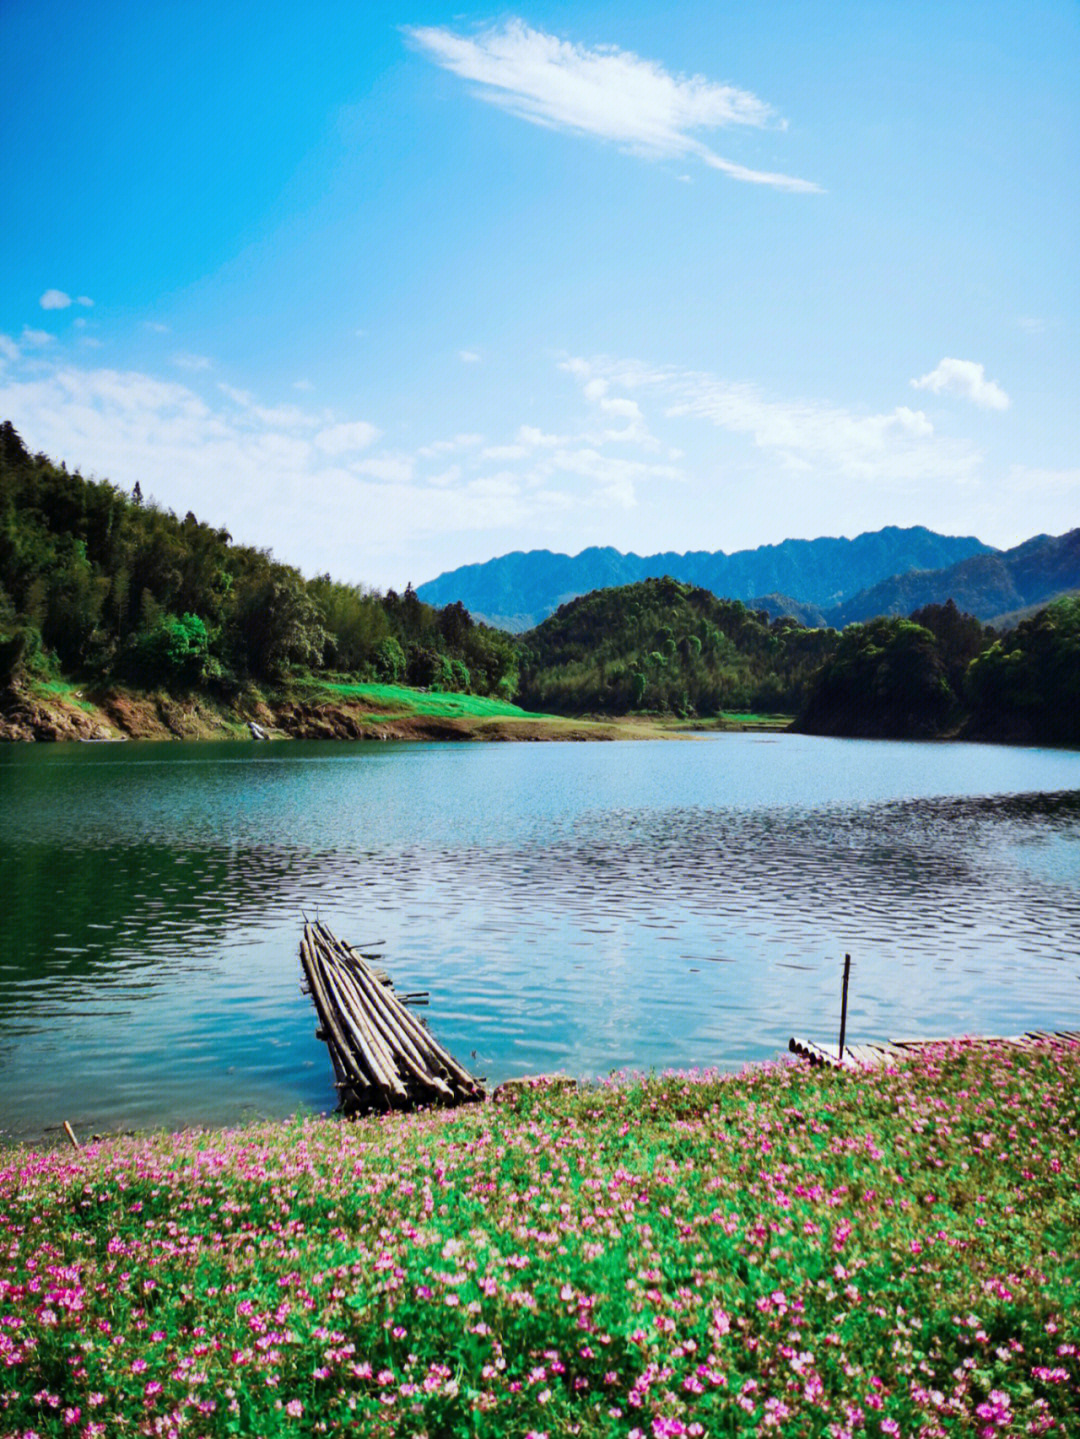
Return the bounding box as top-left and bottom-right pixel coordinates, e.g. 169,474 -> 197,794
2,733 -> 1079,1143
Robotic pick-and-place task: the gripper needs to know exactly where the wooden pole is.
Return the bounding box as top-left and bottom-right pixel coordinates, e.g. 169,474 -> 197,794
62,1120 -> 79,1149
838,953 -> 851,1062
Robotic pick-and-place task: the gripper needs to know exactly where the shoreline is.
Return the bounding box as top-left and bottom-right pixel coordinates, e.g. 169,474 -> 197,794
0,676 -> 793,744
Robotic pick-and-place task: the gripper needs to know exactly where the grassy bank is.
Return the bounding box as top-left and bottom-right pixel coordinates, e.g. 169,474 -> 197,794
3,674 -> 768,743
3,1043 -> 1078,1437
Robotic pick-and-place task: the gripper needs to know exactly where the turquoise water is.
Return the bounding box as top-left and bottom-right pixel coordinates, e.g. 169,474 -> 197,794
3,733 -> 1079,1142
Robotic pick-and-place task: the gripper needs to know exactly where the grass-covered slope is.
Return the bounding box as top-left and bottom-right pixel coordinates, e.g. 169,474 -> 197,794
3,1041 -> 1078,1437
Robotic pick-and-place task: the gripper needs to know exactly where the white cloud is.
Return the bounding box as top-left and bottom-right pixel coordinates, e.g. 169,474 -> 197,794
550,447 -> 681,507
173,351 -> 212,371
891,406 -> 934,437
568,355 -> 978,486
481,443 -> 529,460
407,20 -> 820,192
144,321 -> 171,334
427,464 -> 462,488
293,378 -> 314,391
910,357 -> 1010,411
76,296 -> 94,308
352,453 -> 414,483
459,349 -> 481,363
21,328 -> 54,346
218,382 -> 254,407
1017,315 -> 1048,334
517,425 -> 563,447
418,433 -> 485,457
40,290 -> 72,310
315,420 -> 381,455
0,334 -> 21,363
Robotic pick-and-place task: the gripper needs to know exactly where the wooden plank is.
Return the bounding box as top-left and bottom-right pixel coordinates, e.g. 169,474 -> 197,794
789,1037 -> 843,1068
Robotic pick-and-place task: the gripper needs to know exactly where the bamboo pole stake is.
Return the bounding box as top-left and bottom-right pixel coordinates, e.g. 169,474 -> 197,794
838,952 -> 852,1063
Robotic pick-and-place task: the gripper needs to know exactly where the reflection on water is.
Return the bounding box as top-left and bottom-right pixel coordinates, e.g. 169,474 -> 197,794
2,734 -> 1079,1141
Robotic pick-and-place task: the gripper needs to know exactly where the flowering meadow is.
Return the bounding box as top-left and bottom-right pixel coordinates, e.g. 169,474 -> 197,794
2,1041 -> 1078,1439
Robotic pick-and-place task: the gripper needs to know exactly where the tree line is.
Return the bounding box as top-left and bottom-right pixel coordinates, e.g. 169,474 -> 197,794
2,421 -> 1076,746
0,422 -> 517,697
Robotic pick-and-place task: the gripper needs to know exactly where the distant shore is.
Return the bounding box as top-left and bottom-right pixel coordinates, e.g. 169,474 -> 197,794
0,675 -> 793,744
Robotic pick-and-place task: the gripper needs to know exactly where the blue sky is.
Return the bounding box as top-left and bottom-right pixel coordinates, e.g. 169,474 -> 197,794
2,1 -> 1077,591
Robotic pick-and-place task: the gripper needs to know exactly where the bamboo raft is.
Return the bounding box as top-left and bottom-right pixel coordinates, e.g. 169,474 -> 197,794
300,922 -> 485,1114
790,1029 -> 1080,1071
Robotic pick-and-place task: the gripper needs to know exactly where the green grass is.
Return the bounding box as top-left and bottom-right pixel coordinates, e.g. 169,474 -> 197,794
30,677 -> 98,713
720,711 -> 794,725
300,678 -> 546,720
3,1041 -> 1078,1437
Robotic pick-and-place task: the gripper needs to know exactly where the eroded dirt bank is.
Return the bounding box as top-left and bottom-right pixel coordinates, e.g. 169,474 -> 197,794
0,681 -> 647,744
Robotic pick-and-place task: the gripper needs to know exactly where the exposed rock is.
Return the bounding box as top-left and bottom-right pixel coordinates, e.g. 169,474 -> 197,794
0,683 -> 116,743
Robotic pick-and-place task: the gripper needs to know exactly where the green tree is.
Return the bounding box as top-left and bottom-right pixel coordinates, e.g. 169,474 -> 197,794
798,617 -> 952,738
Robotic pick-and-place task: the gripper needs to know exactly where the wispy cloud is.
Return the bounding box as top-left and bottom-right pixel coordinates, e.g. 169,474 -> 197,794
407,20 -> 820,193
21,328 -> 54,347
173,351 -> 212,372
417,433 -> 485,458
39,290 -> 94,310
315,420 -> 381,455
911,357 -> 1010,411
353,453 -> 415,484
565,356 -> 979,486
458,349 -> 481,363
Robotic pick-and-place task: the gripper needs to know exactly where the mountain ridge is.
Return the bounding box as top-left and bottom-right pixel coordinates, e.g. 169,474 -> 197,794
826,529 -> 1080,627
417,526 -> 994,631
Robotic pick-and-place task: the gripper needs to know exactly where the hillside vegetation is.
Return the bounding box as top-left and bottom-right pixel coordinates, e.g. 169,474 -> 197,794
0,422 -> 516,702
518,577 -> 837,716
3,422 -> 1078,747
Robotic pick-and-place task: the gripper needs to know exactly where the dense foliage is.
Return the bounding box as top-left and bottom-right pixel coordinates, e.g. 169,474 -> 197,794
0,423 -> 517,697
795,598 -> 1080,744
965,597 -> 1080,745
2,1041 -> 1078,1437
518,577 -> 839,716
797,614 -> 960,739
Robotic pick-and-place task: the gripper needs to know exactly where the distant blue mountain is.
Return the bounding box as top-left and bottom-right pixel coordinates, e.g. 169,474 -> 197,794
416,527 -> 995,631
826,528 -> 1080,627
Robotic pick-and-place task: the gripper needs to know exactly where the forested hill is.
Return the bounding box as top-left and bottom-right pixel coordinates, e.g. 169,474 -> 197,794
416,527 -> 993,631
0,422 -> 517,698
517,578 -> 838,716
826,529 -> 1080,627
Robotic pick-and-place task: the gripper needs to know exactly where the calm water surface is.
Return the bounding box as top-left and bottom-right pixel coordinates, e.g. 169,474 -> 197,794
3,734 -> 1079,1142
